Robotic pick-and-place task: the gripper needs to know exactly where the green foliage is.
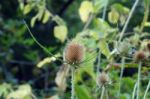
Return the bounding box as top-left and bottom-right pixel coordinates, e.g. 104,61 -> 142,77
0,0 -> 150,99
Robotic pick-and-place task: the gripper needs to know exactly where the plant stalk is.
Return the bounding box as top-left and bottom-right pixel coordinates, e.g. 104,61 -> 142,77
100,86 -> 105,99
143,80 -> 150,99
71,67 -> 75,99
118,57 -> 125,98
136,61 -> 142,99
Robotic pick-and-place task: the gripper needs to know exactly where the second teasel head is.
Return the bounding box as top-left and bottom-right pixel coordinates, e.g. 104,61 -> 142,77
63,41 -> 85,65
97,72 -> 110,87
134,51 -> 147,62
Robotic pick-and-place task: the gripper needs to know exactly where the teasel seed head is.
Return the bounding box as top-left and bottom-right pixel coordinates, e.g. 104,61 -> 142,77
63,41 -> 85,65
134,51 -> 147,62
97,72 -> 110,87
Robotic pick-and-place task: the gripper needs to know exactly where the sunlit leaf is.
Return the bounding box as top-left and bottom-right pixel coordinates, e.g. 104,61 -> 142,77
52,15 -> 66,25
108,9 -> 119,24
37,54 -> 60,68
79,1 -> 93,22
42,10 -> 51,24
144,22 -> 150,27
23,4 -> 32,15
94,0 -> 108,13
54,25 -> 68,43
30,15 -> 38,27
7,84 -> 32,99
99,39 -> 110,59
0,83 -> 11,97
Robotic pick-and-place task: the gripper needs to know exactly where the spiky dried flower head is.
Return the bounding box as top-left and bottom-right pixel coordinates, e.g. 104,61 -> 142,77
64,41 -> 85,65
97,72 -> 110,87
134,51 -> 147,62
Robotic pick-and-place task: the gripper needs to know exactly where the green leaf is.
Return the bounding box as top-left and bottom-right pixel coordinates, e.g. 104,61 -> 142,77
7,84 -> 32,99
75,85 -> 91,99
54,25 -> 68,43
30,15 -> 38,27
23,4 -> 32,15
108,9 -> 119,24
42,10 -> 51,24
52,15 -> 66,25
78,1 -> 93,22
94,0 -> 108,13
37,54 -> 60,68
99,39 -> 110,59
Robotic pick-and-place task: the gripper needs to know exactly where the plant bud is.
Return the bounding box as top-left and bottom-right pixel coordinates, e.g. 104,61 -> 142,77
97,72 -> 110,87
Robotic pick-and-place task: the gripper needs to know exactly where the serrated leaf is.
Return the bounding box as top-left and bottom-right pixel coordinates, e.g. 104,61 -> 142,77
108,9 -> 119,24
23,4 -> 32,15
99,39 -> 110,59
79,1 -> 93,22
54,25 -> 68,43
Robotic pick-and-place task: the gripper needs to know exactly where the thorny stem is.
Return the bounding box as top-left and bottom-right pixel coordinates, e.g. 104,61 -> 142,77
118,0 -> 139,42
132,82 -> 137,99
118,57 -> 125,98
71,67 -> 75,99
136,61 -> 142,99
143,80 -> 150,99
100,86 -> 105,99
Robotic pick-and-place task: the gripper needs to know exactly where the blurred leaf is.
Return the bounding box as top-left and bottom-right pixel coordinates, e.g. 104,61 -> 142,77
108,9 -> 119,24
111,3 -> 130,14
0,83 -> 11,97
144,22 -> 150,27
99,39 -> 110,59
94,0 -> 108,13
7,84 -> 32,99
79,1 -> 93,22
75,85 -> 91,99
23,4 -> 32,15
55,65 -> 70,91
52,15 -> 66,25
54,25 -> 68,43
31,15 -> 38,27
93,18 -> 111,35
42,10 -> 51,24
46,95 -> 60,99
37,54 -> 60,68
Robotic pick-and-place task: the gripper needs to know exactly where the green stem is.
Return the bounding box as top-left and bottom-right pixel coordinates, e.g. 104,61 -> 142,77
118,0 -> 139,42
143,80 -> 150,99
23,20 -> 63,63
100,86 -> 105,99
71,67 -> 75,99
132,82 -> 137,99
118,57 -> 125,98
136,61 -> 142,99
